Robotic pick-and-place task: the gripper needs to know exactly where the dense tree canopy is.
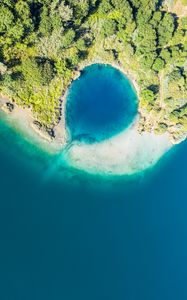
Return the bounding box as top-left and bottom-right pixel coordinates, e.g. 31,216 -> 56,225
0,0 -> 187,141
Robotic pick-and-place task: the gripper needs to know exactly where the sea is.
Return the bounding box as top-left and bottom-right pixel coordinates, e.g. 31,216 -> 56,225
0,64 -> 187,300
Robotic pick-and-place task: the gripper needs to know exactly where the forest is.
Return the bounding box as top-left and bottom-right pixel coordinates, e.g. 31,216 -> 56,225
0,0 -> 187,142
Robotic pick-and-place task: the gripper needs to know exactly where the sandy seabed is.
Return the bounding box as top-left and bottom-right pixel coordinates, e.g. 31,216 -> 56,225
65,116 -> 172,176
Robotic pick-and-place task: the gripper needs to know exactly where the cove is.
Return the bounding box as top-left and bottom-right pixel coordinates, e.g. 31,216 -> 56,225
63,66 -> 171,176
1,116 -> 187,300
66,64 -> 138,143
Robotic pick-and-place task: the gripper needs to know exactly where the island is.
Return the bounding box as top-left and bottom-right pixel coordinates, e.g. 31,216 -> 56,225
0,0 -> 187,174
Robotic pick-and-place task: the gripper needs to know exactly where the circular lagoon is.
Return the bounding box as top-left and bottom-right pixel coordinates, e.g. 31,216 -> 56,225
63,65 -> 172,176
66,64 -> 138,143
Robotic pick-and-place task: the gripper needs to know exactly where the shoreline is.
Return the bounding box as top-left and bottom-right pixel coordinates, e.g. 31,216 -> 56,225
0,60 -> 180,164
0,70 -> 175,176
78,60 -> 140,96
0,95 -> 65,153
0,61 -> 141,152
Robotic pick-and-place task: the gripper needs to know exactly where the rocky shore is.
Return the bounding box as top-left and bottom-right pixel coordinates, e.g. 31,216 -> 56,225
0,60 -> 186,152
0,94 -> 67,153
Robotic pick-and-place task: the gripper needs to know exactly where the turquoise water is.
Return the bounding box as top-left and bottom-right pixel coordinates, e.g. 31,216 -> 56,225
66,64 -> 137,142
0,64 -> 187,299
0,119 -> 187,299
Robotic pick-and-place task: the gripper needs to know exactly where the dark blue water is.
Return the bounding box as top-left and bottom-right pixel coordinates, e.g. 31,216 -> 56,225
66,64 -> 137,142
1,118 -> 187,300
0,62 -> 187,300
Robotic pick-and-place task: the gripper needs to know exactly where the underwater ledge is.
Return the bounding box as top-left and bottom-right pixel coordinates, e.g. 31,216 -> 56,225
64,115 -> 172,176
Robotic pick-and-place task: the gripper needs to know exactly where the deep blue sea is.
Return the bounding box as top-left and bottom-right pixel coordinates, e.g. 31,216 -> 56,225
0,64 -> 187,300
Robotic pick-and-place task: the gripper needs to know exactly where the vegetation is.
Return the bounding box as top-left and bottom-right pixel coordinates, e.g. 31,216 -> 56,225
0,0 -> 187,141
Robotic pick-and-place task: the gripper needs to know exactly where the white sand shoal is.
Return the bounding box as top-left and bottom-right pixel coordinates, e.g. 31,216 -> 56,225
65,116 -> 172,175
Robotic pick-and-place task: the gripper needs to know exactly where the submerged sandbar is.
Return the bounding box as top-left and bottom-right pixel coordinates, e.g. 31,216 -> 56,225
64,116 -> 172,176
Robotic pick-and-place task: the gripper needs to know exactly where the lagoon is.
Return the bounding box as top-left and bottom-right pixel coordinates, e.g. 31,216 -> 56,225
66,64 -> 137,143
65,64 -> 171,175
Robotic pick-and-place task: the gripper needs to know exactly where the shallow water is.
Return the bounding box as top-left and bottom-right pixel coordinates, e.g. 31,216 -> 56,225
0,64 -> 187,299
0,117 -> 187,300
66,64 -> 137,143
65,64 -> 170,175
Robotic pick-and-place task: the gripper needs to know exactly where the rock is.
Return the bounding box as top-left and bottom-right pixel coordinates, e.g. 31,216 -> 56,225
46,128 -> 55,139
6,102 -> 14,112
33,120 -> 42,129
1,102 -> 14,114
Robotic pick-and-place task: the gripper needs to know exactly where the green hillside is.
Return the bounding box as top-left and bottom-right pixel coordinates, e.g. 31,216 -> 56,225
0,0 -> 187,142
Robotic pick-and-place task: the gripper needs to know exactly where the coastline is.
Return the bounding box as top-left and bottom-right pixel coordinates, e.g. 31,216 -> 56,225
0,61 -> 177,175
0,94 -> 66,153
0,60 -> 140,151
78,60 -> 140,96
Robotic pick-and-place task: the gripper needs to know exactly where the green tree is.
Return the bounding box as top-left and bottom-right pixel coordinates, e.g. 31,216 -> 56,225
39,6 -> 53,36
0,4 -> 14,33
58,2 -> 73,22
134,24 -> 157,52
40,61 -> 55,85
157,13 -> 175,46
101,19 -> 117,37
150,11 -> 162,28
160,49 -> 171,64
141,88 -> 156,103
21,58 -> 43,87
61,29 -> 75,48
181,17 -> 187,30
152,57 -> 165,72
138,52 -> 157,70
7,21 -> 24,41
98,0 -> 112,13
